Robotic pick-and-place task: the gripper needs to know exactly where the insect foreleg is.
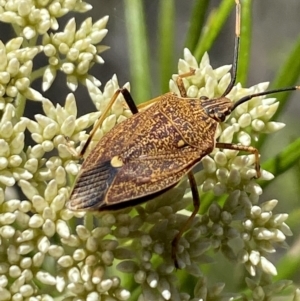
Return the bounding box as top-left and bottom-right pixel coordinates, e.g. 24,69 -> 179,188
176,69 -> 196,97
215,142 -> 260,178
172,171 -> 200,268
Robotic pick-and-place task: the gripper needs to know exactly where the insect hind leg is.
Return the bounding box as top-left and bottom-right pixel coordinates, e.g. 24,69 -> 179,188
172,171 -> 200,268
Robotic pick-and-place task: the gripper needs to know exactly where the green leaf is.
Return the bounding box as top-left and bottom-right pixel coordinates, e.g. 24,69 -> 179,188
260,137 -> 300,187
256,35 -> 300,150
271,36 -> 300,120
274,205 -> 300,280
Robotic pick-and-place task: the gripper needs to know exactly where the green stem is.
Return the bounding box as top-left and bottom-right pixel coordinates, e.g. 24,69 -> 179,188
124,0 -> 151,103
12,24 -> 29,47
84,213 -> 94,232
15,93 -> 27,121
184,0 -> 210,53
158,0 -> 175,94
194,0 -> 235,62
31,65 -> 49,83
236,0 -> 252,86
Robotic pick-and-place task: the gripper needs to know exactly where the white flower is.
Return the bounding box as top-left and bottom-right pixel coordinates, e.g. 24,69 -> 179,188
0,39 -> 43,109
0,0 -> 92,38
42,16 -> 109,91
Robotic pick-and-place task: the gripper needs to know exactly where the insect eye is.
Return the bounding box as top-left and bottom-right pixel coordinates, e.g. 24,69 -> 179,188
200,96 -> 209,100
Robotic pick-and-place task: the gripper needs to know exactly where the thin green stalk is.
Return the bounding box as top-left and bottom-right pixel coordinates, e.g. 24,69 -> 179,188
184,0 -> 210,52
31,65 -> 49,83
15,93 -> 27,121
236,0 -> 252,86
12,24 -> 39,120
158,0 -> 175,93
124,0 -> 151,103
84,213 -> 94,232
194,0 -> 235,62
12,24 -> 29,47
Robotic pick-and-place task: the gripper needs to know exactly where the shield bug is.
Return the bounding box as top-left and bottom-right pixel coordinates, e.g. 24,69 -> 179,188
67,0 -> 299,268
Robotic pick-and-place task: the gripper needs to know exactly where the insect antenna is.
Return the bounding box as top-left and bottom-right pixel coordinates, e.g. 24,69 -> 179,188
219,0 -> 300,112
221,0 -> 241,97
232,86 -> 300,111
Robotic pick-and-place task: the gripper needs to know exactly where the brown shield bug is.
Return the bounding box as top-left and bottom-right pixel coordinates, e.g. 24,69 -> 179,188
67,0 -> 299,267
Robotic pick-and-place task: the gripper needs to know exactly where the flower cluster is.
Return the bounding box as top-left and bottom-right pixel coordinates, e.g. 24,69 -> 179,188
0,2 -> 297,301
0,0 -> 92,39
42,16 -> 109,91
0,38 -> 44,110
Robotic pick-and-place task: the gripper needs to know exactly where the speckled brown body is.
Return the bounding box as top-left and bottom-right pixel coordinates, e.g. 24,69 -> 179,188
68,92 -> 219,210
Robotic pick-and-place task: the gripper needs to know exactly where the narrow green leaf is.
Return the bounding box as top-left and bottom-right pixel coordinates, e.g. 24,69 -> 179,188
184,0 -> 210,52
275,257 -> 300,281
259,138 -> 300,188
256,36 -> 300,150
275,215 -> 300,281
236,0 -> 252,86
158,0 -> 175,93
270,36 -> 300,120
124,0 -> 151,103
194,0 -> 235,61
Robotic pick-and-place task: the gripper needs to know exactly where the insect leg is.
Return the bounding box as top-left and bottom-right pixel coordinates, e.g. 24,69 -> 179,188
137,95 -> 162,110
79,88 -> 138,157
176,69 -> 196,97
215,142 -> 261,178
172,171 -> 200,268
120,88 -> 139,114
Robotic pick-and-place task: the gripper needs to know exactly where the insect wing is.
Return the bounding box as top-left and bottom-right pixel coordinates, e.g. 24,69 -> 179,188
68,159 -> 119,210
68,149 -> 203,211
104,152 -> 202,206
